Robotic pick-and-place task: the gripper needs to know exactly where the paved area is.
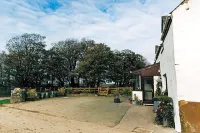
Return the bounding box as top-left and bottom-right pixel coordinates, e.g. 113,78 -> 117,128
115,105 -> 176,133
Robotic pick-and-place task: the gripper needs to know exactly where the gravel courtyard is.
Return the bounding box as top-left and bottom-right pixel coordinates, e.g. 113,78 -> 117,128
0,96 -> 175,133
5,96 -> 131,127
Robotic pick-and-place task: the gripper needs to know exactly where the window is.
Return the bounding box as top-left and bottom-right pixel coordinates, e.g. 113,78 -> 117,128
146,79 -> 153,84
163,74 -> 168,90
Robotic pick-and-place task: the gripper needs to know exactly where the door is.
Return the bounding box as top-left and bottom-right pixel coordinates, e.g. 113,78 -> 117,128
143,77 -> 154,102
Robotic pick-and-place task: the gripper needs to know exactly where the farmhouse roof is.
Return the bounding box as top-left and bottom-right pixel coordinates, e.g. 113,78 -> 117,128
132,63 -> 160,76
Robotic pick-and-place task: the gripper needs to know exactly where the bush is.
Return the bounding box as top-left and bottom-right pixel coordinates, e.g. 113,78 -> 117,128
121,89 -> 132,96
0,89 -> 10,96
55,91 -> 63,97
155,88 -> 161,97
26,89 -> 37,101
155,96 -> 175,128
37,92 -> 41,99
58,87 -> 66,96
163,89 -> 168,96
65,88 -> 72,94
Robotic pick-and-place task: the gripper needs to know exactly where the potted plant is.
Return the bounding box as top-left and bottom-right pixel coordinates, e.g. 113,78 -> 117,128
155,96 -> 174,128
129,98 -> 132,104
114,91 -> 120,103
133,94 -> 137,104
153,80 -> 162,112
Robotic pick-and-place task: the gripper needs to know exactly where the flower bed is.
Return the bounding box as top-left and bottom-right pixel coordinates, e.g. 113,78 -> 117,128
155,96 -> 175,128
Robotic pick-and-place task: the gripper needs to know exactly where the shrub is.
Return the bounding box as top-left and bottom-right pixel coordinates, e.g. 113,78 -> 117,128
26,89 -> 37,100
37,92 -> 41,99
155,96 -> 175,128
163,89 -> 168,96
155,88 -> 161,97
0,89 -> 10,96
65,88 -> 72,95
55,91 -> 63,97
58,88 -> 66,96
121,89 -> 132,96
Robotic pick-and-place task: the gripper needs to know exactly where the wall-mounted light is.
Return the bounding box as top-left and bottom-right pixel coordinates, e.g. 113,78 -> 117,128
185,3 -> 190,10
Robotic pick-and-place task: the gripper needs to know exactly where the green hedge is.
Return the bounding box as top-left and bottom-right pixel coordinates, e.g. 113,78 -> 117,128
0,89 -> 10,96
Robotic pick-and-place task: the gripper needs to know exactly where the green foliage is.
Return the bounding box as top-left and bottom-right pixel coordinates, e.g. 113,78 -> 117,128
157,96 -> 172,102
55,91 -> 63,97
26,89 -> 37,100
0,99 -> 10,104
0,33 -> 148,88
163,89 -> 168,96
155,88 -> 161,97
155,96 -> 175,128
0,88 -> 10,96
65,88 -> 72,94
121,89 -> 132,96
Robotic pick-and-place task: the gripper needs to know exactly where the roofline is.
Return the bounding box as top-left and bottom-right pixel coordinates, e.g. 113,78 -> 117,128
154,44 -> 162,62
132,63 -> 160,74
161,16 -> 172,41
170,0 -> 189,14
160,0 -> 189,42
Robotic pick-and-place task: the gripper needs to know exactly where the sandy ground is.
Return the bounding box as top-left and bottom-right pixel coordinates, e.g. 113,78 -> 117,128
0,97 -> 176,133
4,97 -> 130,127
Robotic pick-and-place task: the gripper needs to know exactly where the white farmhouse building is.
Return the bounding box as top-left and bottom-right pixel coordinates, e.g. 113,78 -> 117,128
155,0 -> 200,132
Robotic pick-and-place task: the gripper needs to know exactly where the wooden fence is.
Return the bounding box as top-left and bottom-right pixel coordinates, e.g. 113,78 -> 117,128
69,87 -> 132,95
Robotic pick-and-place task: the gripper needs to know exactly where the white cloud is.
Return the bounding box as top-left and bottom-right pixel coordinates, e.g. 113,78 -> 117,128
0,0 -> 182,63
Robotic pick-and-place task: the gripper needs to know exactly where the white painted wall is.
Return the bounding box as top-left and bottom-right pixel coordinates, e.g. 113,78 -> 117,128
132,91 -> 143,101
173,0 -> 200,102
156,1 -> 200,132
156,18 -> 181,132
139,76 -> 141,89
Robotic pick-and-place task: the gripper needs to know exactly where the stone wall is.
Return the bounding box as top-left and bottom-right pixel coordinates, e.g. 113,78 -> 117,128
179,100 -> 200,133
10,88 -> 26,103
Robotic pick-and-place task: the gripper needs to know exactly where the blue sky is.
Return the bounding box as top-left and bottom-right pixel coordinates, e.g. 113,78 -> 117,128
0,0 -> 182,63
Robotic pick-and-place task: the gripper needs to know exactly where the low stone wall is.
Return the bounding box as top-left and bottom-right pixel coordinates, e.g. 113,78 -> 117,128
10,88 -> 60,103
179,100 -> 200,133
10,88 -> 26,103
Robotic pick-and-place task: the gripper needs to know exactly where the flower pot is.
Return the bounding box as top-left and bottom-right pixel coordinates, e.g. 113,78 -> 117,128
163,118 -> 168,127
114,98 -> 120,103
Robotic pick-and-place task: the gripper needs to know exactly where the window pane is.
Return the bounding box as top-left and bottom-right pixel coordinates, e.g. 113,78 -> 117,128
145,92 -> 152,100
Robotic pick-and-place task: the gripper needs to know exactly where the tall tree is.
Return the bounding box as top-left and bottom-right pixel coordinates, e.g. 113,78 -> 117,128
107,50 -> 147,86
5,33 -> 46,87
76,43 -> 113,87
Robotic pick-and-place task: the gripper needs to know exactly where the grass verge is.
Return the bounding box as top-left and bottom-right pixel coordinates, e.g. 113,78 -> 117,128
0,99 -> 10,104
